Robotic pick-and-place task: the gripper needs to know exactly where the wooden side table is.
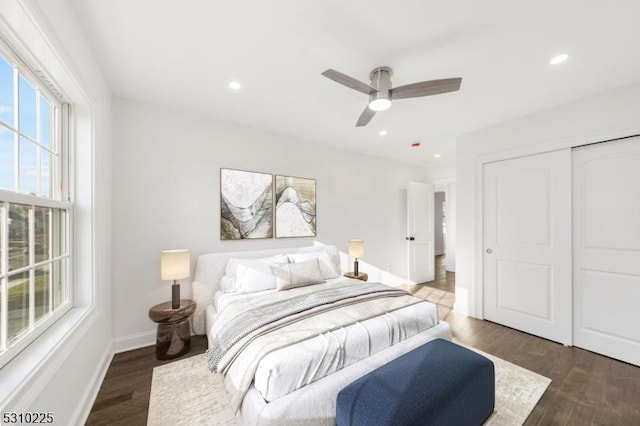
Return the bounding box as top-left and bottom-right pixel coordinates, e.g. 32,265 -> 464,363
148,299 -> 197,360
344,272 -> 368,281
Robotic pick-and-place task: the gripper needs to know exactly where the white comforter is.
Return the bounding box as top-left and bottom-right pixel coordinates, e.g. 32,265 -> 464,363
207,281 -> 440,403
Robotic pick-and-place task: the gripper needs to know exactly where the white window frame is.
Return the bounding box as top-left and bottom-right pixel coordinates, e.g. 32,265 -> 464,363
0,39 -> 72,370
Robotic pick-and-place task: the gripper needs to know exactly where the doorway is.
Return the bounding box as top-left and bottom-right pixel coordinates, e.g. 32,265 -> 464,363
406,182 -> 455,291
434,191 -> 446,256
434,191 -> 451,291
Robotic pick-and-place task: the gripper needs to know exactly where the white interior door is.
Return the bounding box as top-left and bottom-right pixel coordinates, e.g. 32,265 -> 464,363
407,181 -> 434,283
573,137 -> 640,366
483,150 -> 572,344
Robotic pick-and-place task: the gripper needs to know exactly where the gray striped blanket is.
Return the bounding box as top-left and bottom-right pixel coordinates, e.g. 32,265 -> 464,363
207,282 -> 407,372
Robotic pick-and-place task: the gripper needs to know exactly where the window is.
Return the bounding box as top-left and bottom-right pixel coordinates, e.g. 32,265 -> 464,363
0,45 -> 70,367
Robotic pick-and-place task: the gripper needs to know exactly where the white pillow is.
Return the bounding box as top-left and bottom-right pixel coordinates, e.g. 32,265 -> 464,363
220,275 -> 235,292
224,255 -> 289,293
235,261 -> 277,293
225,254 -> 289,278
273,258 -> 325,291
288,251 -> 340,279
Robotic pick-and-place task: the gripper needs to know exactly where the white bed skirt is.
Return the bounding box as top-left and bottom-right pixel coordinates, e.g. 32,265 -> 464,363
237,321 -> 452,426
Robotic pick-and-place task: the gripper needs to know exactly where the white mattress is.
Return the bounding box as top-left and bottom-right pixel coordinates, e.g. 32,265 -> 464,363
207,286 -> 440,402
237,322 -> 453,426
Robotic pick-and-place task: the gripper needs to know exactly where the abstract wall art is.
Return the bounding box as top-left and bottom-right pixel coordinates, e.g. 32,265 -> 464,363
275,175 -> 316,238
220,168 -> 273,239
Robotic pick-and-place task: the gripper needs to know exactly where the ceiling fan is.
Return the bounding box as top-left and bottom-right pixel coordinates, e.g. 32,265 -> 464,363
321,66 -> 462,127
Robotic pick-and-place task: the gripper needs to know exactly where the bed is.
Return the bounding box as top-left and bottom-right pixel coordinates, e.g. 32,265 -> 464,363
191,245 -> 452,425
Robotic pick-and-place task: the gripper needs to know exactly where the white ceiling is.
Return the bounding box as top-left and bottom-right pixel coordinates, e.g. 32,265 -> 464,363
70,0 -> 640,172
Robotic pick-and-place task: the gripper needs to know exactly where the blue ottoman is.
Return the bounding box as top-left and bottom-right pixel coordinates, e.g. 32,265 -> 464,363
336,338 -> 495,426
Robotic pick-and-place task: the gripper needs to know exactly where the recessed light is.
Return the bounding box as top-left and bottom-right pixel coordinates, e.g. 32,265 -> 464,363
434,154 -> 442,158
228,81 -> 242,90
549,53 -> 569,65
379,130 -> 387,136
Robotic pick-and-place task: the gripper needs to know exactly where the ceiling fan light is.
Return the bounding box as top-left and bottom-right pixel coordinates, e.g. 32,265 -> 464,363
550,53 -> 569,65
369,98 -> 392,111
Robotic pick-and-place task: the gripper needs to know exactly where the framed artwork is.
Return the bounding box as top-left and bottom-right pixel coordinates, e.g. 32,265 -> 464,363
220,168 -> 273,239
274,174 -> 316,238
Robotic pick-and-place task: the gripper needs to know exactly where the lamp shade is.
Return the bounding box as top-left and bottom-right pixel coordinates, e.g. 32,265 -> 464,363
161,249 -> 190,281
348,239 -> 364,258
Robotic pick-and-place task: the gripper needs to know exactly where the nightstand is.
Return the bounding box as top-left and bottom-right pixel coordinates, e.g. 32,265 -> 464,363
148,299 -> 197,360
344,272 -> 368,281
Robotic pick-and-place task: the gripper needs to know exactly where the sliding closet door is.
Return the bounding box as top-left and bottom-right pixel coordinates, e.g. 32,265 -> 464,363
483,149 -> 572,344
573,137 -> 640,366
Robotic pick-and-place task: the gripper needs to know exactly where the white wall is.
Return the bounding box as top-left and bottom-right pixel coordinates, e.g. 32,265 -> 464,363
112,98 -> 429,350
456,82 -> 640,317
426,163 -> 455,183
0,0 -> 112,424
434,192 -> 445,255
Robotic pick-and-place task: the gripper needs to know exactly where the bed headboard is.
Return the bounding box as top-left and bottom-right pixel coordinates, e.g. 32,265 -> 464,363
191,245 -> 340,335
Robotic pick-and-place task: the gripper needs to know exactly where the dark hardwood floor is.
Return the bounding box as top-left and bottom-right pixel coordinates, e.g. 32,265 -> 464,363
87,255 -> 640,425
86,337 -> 208,425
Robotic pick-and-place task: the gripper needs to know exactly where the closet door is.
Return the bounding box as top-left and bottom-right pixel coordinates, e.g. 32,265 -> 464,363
573,137 -> 640,366
483,149 -> 572,344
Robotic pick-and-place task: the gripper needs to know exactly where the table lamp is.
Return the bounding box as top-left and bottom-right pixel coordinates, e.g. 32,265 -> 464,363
348,239 -> 364,276
161,249 -> 190,309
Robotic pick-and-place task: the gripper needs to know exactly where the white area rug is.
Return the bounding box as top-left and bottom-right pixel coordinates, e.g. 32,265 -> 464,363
467,347 -> 551,425
148,348 -> 550,425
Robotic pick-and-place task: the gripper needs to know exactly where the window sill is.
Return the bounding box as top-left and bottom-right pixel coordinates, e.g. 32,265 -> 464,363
0,304 -> 96,411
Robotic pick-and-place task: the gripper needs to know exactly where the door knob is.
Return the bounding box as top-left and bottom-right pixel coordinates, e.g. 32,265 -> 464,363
406,237 -> 415,241
486,248 -> 493,254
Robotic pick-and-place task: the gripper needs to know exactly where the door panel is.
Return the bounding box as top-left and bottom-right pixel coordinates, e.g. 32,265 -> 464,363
496,169 -> 551,246
497,260 -> 551,320
573,137 -> 640,366
484,149 -> 571,344
407,182 -> 434,283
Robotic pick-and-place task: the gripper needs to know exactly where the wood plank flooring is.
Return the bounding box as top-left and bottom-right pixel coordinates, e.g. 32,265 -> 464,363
87,255 -> 640,425
86,337 -> 208,425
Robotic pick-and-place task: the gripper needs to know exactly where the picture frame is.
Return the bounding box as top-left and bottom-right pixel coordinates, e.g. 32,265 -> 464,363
220,168 -> 273,239
274,174 -> 316,238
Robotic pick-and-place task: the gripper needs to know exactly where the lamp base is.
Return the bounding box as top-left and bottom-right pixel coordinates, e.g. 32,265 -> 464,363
172,282 -> 181,309
354,259 -> 359,276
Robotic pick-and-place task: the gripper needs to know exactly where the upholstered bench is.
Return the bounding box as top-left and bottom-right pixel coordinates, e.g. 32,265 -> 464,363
336,338 -> 495,426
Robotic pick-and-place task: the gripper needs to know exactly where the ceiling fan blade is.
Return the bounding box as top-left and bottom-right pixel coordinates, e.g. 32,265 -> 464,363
356,105 -> 376,127
391,77 -> 462,100
322,69 -> 376,95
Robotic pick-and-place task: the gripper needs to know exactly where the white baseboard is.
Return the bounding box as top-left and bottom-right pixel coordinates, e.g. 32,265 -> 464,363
71,341 -> 113,425
453,300 -> 469,317
71,330 -> 156,423
113,329 -> 156,354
